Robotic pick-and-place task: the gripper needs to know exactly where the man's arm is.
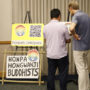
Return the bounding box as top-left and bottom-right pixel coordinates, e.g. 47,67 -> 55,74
70,23 -> 76,34
64,26 -> 71,43
70,23 -> 80,40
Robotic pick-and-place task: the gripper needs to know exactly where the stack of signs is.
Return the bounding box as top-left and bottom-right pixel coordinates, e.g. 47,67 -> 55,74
6,49 -> 39,79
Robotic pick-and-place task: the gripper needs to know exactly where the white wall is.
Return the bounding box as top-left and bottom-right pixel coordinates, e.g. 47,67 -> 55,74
0,0 -> 12,41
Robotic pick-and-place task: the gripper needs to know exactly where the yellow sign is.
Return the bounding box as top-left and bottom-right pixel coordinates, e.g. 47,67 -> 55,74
11,24 -> 44,46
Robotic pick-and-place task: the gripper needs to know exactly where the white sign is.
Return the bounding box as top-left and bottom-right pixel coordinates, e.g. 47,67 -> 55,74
62,22 -> 71,34
6,50 -> 39,79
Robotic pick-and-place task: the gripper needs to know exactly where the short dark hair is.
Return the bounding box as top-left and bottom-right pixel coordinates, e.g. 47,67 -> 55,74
50,9 -> 61,19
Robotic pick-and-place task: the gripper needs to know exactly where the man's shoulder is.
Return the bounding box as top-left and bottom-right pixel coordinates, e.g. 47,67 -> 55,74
55,22 -> 66,28
74,11 -> 88,18
57,22 -> 67,29
44,22 -> 66,29
59,22 -> 67,26
44,23 -> 50,28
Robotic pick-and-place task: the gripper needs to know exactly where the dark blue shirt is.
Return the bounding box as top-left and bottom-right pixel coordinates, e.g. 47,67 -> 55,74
72,10 -> 90,51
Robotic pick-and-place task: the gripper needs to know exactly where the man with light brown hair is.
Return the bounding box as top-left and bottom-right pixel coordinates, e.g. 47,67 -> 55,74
68,1 -> 90,90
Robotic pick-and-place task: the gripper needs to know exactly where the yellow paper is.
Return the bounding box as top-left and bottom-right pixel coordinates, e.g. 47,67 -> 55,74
11,24 -> 44,47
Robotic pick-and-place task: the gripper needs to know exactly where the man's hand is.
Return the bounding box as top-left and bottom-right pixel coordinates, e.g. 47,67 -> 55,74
66,39 -> 71,43
70,23 -> 80,40
73,33 -> 80,40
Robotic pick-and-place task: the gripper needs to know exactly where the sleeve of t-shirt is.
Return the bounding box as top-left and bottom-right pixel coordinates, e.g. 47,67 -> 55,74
64,26 -> 71,40
72,15 -> 78,24
43,26 -> 46,39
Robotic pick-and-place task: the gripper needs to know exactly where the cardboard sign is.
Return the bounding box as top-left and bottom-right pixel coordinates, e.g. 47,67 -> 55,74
6,49 -> 39,79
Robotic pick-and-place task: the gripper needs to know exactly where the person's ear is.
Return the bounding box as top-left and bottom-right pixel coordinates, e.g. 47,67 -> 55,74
69,7 -> 73,11
58,15 -> 61,21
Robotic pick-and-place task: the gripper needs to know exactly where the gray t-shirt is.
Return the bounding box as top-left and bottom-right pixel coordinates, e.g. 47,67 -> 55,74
72,10 -> 90,51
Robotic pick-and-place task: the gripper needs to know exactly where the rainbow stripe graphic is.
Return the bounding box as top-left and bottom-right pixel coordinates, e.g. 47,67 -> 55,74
15,25 -> 26,36
27,49 -> 39,61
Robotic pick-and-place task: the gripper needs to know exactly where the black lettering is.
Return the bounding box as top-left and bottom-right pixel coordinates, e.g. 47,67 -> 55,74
34,68 -> 39,76
8,69 -> 11,76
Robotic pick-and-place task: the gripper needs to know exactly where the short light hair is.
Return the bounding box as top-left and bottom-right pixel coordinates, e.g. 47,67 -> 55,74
68,1 -> 79,10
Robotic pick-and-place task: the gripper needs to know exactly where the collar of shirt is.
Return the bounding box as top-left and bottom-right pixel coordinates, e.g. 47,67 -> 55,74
75,10 -> 81,14
49,20 -> 59,23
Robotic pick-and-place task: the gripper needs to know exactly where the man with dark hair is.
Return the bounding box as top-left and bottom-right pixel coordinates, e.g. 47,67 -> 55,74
43,9 -> 71,90
68,1 -> 90,90
51,9 -> 61,19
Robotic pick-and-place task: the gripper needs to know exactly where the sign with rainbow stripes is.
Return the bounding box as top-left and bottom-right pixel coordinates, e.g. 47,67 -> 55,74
11,24 -> 44,46
6,49 -> 39,79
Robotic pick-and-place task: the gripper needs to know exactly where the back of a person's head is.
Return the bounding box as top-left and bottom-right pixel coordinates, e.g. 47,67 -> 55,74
50,9 -> 61,19
69,1 -> 79,10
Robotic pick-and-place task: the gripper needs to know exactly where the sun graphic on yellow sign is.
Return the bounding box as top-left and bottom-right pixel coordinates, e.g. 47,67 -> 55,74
15,25 -> 26,36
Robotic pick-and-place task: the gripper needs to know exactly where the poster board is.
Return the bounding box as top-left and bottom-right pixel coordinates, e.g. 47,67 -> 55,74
11,24 -> 44,46
1,49 -> 45,85
63,22 -> 71,34
6,49 -> 39,79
